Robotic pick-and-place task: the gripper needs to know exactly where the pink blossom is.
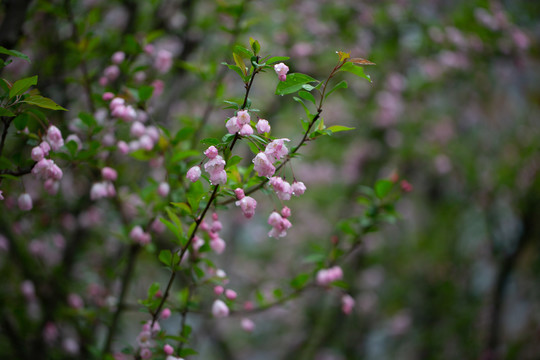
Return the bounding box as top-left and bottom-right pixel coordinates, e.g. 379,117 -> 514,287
0,190 -> 3,201
43,322 -> 58,344
214,285 -> 224,295
186,166 -> 201,182
204,155 -> 227,185
161,308 -> 171,319
130,226 -> 151,245
269,176 -> 292,201
237,110 -> 250,125
241,318 -> 255,332
68,293 -> 84,309
225,289 -> 237,300
103,65 -> 120,81
65,134 -> 82,150
234,188 -> 245,199
252,152 -> 275,177
281,206 -> 291,218
400,180 -> 413,192
212,299 -> 229,318
144,44 -> 155,55
164,344 -> 174,355
31,146 -> 44,162
267,211 -> 292,238
204,146 -> 219,159
139,134 -> 154,150
316,266 -> 343,286
46,125 -> 64,151
154,49 -> 173,73
44,179 -> 59,195
211,220 -> 222,233
192,236 -> 205,252
130,121 -> 146,137
21,280 -> 35,300
235,196 -> 257,219
158,182 -> 170,197
226,116 -> 241,134
341,294 -> 355,315
145,126 -> 160,142
209,169 -> 227,185
239,124 -> 253,136
111,51 -> 125,64
90,181 -> 115,200
291,181 -> 306,196
140,348 -> 152,359
151,218 -> 166,233
101,167 -> 118,181
109,97 -> 125,111
264,138 -> 290,163
274,62 -> 289,81
39,141 -> 51,156
152,79 -> 164,97
210,237 -> 226,254
18,193 -> 33,211
117,141 -> 129,154
256,119 -> 271,134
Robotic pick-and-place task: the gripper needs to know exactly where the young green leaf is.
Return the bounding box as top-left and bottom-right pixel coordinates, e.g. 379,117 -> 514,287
0,47 -> 30,63
275,73 -> 318,95
22,95 -> 67,111
338,62 -> 371,82
327,125 -> 355,133
325,80 -> 348,99
9,76 -> 37,98
375,179 -> 393,198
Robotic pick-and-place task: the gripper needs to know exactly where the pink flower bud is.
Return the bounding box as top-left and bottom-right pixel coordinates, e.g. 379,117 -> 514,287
400,180 -> 413,192
39,141 -> 51,156
274,63 -> 289,81
214,285 -> 224,295
252,152 -> 275,178
151,218 -> 166,233
226,116 -> 241,134
161,308 -> 171,319
341,294 -> 355,315
225,289 -> 237,300
212,299 -> 229,318
130,226 -> 151,245
139,134 -> 154,150
68,293 -> 84,309
186,166 -> 201,182
31,146 -> 44,162
104,65 -> 120,81
140,348 -> 152,360
239,124 -> 253,136
154,49 -> 173,73
102,92 -> 115,101
18,193 -> 33,211
130,121 -> 146,137
46,125 -> 64,151
111,51 -> 125,64
144,44 -> 154,55
157,182 -> 170,197
204,146 -> 219,159
235,188 -> 245,200
101,167 -> 118,181
44,179 -> 59,195
241,318 -> 255,332
281,206 -> 291,218
164,344 -> 174,355
211,220 -> 222,233
210,237 -> 226,254
0,190 -> 4,201
237,110 -> 250,125
291,181 -> 306,196
256,119 -> 271,134
117,141 -> 129,154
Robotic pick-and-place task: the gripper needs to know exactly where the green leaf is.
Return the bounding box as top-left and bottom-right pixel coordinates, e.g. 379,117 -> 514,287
302,253 -> 326,264
165,207 -> 184,237
22,95 -> 67,111
267,56 -> 290,65
233,53 -> 247,77
159,250 -> 173,267
0,47 -> 30,63
327,125 -> 355,133
9,76 -> 37,98
298,90 -> 316,105
0,156 -> 12,170
13,114 -> 28,130
227,155 -> 242,167
160,217 -> 181,240
200,138 -> 220,146
331,280 -> 349,290
173,127 -> 195,144
171,150 -> 199,163
375,179 -> 393,198
325,80 -> 348,99
78,112 -> 97,128
138,85 -> 154,102
249,37 -> 261,55
171,202 -> 192,215
0,108 -> 15,117
233,45 -> 253,59
339,62 -> 371,82
275,73 -> 318,96
147,282 -> 161,298
178,348 -> 198,357
290,273 -> 310,289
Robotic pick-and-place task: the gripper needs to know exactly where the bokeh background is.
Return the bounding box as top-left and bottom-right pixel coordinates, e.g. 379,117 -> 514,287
1,0 -> 539,359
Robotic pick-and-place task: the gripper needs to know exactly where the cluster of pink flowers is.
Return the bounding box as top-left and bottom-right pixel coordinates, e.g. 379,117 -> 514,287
90,167 -> 118,201
267,207 -> 292,238
252,138 -> 290,178
136,320 -> 160,359
234,188 -> 257,219
341,294 -> 355,315
31,125 -> 65,197
316,266 -> 343,286
200,213 -> 226,254
108,97 -> 137,122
